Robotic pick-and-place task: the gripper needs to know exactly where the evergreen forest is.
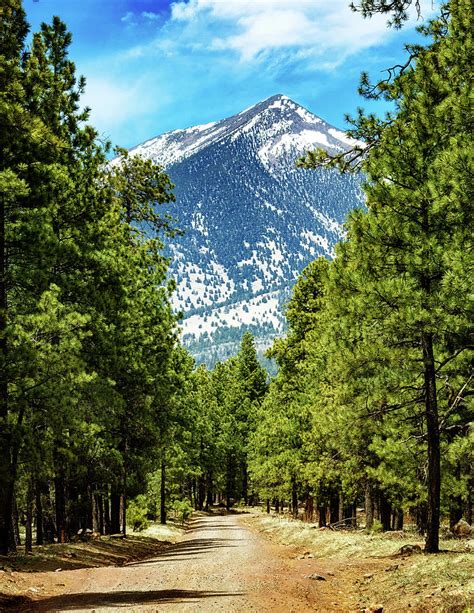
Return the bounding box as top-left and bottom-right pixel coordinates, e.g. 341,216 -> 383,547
0,0 -> 472,571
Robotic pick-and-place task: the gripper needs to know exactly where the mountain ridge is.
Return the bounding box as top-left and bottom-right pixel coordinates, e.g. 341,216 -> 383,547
129,94 -> 362,171
123,95 -> 364,366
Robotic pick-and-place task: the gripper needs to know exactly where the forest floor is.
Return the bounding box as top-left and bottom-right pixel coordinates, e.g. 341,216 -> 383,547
0,510 -> 472,612
249,512 -> 473,612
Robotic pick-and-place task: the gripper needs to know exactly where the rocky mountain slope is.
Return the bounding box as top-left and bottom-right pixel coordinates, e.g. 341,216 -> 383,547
127,94 -> 364,366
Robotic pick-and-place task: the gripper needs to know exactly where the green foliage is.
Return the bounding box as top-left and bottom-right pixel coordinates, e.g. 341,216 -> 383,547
250,0 -> 472,549
171,499 -> 193,524
350,0 -> 422,29
128,496 -> 150,532
1,0 -> 471,558
0,2 -> 184,553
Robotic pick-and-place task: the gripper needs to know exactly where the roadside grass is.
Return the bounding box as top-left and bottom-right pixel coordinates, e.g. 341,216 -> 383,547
383,552 -> 473,611
132,520 -> 184,542
0,521 -> 187,608
1,521 -> 186,574
251,514 -> 471,558
250,514 -> 473,612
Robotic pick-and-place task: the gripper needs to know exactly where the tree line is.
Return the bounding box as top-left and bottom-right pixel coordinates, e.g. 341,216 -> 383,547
0,2 -> 183,554
0,1 -> 269,556
156,0 -> 471,555
249,0 -> 472,554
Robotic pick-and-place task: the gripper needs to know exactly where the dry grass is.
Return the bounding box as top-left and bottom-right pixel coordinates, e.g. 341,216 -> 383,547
0,521 -> 186,574
249,514 -> 474,612
251,514 -> 471,558
133,521 -> 184,542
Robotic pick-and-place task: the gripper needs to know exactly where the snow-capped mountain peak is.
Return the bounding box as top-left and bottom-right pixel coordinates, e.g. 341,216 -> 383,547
128,94 -> 361,171
123,95 -> 364,367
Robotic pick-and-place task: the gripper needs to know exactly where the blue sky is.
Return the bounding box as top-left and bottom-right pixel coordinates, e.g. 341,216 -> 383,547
25,0 -> 437,148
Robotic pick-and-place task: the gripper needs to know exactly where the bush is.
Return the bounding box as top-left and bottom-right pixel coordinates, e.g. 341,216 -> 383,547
171,499 -> 194,524
369,519 -> 383,534
128,495 -> 150,531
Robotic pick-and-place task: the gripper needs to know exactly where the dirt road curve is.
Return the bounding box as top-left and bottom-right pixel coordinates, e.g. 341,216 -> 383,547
24,513 -> 346,612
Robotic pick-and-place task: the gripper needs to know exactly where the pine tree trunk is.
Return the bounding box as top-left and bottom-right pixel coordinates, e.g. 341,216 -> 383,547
414,499 -> 428,534
225,455 -> 234,511
197,475 -> 205,511
338,493 -> 344,523
12,494 -> 20,546
343,504 -> 353,527
365,481 -> 374,530
318,505 -> 326,527
122,436 -> 128,537
44,489 -> 56,544
120,493 -> 126,536
205,473 -> 213,512
86,482 -> 93,531
66,483 -> 76,536
291,478 -> 298,519
394,509 -> 404,531
104,490 -> 111,535
35,480 -> 44,545
160,458 -> 166,525
0,193 -> 11,556
329,493 -> 339,525
92,491 -> 100,533
305,495 -> 314,522
98,495 -> 104,535
0,471 -> 13,555
2,396 -> 22,554
274,499 -> 280,513
25,478 -> 34,553
379,493 -> 392,531
242,461 -> 248,506
422,332 -> 440,553
54,471 -> 67,543
266,499 -> 270,514
110,488 -> 121,534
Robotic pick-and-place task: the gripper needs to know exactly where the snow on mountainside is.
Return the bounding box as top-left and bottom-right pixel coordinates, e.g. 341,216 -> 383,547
125,94 -> 364,367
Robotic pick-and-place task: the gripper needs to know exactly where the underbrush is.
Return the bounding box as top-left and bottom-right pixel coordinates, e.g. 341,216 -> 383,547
251,514 -> 471,558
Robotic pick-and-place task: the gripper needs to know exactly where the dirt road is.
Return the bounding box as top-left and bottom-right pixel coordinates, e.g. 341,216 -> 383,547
18,513 -> 350,612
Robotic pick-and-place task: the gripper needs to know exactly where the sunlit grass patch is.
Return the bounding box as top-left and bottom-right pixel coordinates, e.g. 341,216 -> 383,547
135,521 -> 185,542
368,552 -> 474,612
251,514 -> 471,558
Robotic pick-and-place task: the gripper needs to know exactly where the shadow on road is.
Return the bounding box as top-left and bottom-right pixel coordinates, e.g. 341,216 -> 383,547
186,522 -> 243,531
7,589 -> 245,611
126,537 -> 239,566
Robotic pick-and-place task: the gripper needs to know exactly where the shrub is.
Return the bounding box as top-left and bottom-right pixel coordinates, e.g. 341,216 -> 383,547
171,499 -> 194,524
128,495 -> 150,531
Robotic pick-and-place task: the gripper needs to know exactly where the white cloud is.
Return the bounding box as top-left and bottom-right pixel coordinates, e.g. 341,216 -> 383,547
142,11 -> 161,21
121,11 -> 135,23
81,77 -> 155,140
170,0 -> 437,62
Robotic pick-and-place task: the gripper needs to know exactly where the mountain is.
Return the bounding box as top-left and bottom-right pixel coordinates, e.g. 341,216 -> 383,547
126,94 -> 364,366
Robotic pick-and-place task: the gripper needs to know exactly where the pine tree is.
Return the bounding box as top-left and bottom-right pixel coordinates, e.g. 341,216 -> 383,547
249,259 -> 330,518
350,0 -> 423,28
